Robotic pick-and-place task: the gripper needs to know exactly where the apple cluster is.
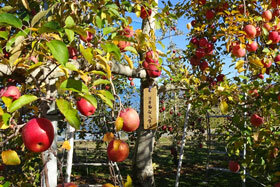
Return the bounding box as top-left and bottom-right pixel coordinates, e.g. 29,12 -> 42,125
140,6 -> 152,19
143,50 -> 162,77
189,36 -> 215,72
117,26 -> 134,52
107,108 -> 140,162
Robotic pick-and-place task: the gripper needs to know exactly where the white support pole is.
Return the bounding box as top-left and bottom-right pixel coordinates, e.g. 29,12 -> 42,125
65,124 -> 75,183
175,103 -> 191,187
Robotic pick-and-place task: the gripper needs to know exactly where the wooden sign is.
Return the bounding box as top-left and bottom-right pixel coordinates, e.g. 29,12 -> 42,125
143,87 -> 158,130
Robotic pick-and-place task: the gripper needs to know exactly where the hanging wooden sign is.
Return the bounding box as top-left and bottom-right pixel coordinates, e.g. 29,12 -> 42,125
143,87 -> 158,130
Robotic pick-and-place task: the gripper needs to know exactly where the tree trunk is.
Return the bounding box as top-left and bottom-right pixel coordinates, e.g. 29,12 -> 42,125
132,2 -> 158,185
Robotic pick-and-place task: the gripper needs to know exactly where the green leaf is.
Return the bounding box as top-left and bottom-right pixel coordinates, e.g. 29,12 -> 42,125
95,15 -> 102,28
46,40 -> 69,66
9,95 -> 38,113
56,98 -> 80,129
65,29 -> 75,43
39,21 -> 62,33
93,79 -> 111,86
31,4 -> 55,27
60,79 -> 89,93
98,90 -> 114,100
0,31 -> 8,40
80,44 -> 94,65
81,94 -> 98,108
124,46 -> 138,55
65,16 -> 75,28
2,113 -> 11,127
97,94 -> 113,109
90,70 -> 106,77
6,29 -> 29,51
0,13 -> 22,28
103,27 -> 116,35
102,43 -> 121,60
65,63 -> 78,71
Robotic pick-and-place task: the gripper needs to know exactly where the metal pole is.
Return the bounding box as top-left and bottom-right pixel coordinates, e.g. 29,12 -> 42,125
175,103 -> 191,187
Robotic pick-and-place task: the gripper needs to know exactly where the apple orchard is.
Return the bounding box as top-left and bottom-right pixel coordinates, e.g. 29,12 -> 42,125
2,0 -> 280,186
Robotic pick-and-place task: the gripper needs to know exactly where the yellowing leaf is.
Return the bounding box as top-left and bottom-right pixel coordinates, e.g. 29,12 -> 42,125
135,4 -> 141,18
22,0 -> 31,11
228,96 -> 233,101
103,132 -> 114,142
275,171 -> 280,176
115,117 -> 124,131
1,150 -> 21,165
2,97 -> 13,109
124,54 -> 133,69
220,100 -> 228,114
235,60 -> 244,70
96,55 -> 111,79
248,56 -> 263,68
124,175 -> 133,187
62,140 -> 71,151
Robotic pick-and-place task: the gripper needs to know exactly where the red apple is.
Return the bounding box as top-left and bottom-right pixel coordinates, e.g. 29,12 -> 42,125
198,0 -> 206,5
120,26 -> 134,37
68,46 -> 78,60
199,60 -> 209,71
275,54 -> 280,62
206,10 -> 215,20
140,6 -> 152,19
231,43 -> 246,57
196,48 -> 206,59
80,31 -> 93,43
146,63 -> 161,77
77,98 -> 96,116
22,118 -> 54,153
190,37 -> 199,46
57,183 -> 78,187
246,41 -> 258,52
130,81 -> 134,86
250,114 -> 264,127
1,86 -> 21,100
128,77 -> 133,81
262,10 -> 273,21
168,126 -> 173,132
162,106 -> 166,111
248,89 -> 259,97
119,108 -> 140,132
244,25 -> 256,38
191,20 -> 197,26
205,43 -> 214,55
269,31 -> 280,43
107,139 -> 129,162
275,182 -> 280,187
162,125 -> 167,131
216,74 -> 225,82
199,38 -> 208,48
145,50 -> 159,64
190,56 -> 200,66
273,9 -> 280,17
258,73 -> 264,79
228,161 -> 240,173
262,60 -> 272,68
118,41 -> 131,52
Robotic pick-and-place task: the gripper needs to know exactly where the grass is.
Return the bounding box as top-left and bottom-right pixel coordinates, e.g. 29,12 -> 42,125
58,136 -> 263,187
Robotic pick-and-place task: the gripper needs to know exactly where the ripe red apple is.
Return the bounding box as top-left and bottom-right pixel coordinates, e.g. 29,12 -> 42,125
107,139 -> 129,162
140,6 -> 152,19
196,48 -> 206,59
216,74 -> 225,82
275,54 -> 280,62
248,89 -> 259,97
105,85 -> 110,90
57,183 -> 78,187
162,125 -> 167,131
275,182 -> 280,187
77,98 -> 96,116
206,10 -> 215,20
228,161 -> 240,173
146,63 -> 161,77
68,46 -> 78,60
190,37 -> 199,46
22,118 -> 54,153
170,110 -> 173,115
0,86 -> 21,100
118,41 -> 130,52
246,41 -> 258,52
191,20 -> 197,26
262,60 -> 272,68
269,31 -> 280,43
271,147 -> 279,158
190,56 -> 200,66
258,73 -> 264,79
273,9 -> 280,17
199,61 -> 209,71
205,43 -> 214,55
168,126 -> 173,132
231,43 -> 246,57
244,25 -> 256,38
130,81 -> 134,86
145,50 -> 159,64
262,10 -> 273,21
128,77 -> 133,81
119,108 -> 140,132
250,114 -> 264,127
199,38 -> 208,48
161,106 -> 166,111
120,26 -> 134,37
80,31 -> 93,43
